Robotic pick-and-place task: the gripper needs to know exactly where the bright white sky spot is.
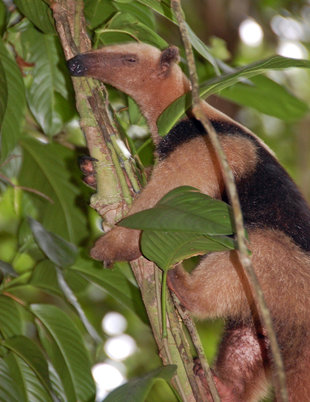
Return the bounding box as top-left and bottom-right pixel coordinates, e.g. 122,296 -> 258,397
104,334 -> 137,361
271,15 -> 304,41
277,41 -> 307,59
92,362 -> 125,400
239,18 -> 264,47
102,312 -> 127,336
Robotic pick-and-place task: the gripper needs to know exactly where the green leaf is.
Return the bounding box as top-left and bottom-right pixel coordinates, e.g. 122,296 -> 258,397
120,187 -> 235,270
0,260 -> 18,277
0,38 -> 26,162
136,0 -> 219,71
19,138 -> 88,243
220,75 -> 308,122
121,186 -> 233,235
30,261 -> 61,294
97,12 -> 167,48
14,0 -> 55,34
19,23 -> 73,135
2,336 -> 53,400
0,56 -> 7,131
115,1 -> 157,32
157,56 -> 310,135
84,0 -> 116,29
31,304 -> 96,402
0,296 -> 23,338
141,230 -> 234,271
70,256 -> 148,323
0,357 -> 23,402
105,365 -> 177,402
28,218 -> 78,267
4,353 -> 52,402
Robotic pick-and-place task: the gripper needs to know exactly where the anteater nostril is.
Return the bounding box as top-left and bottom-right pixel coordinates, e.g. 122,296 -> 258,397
67,55 -> 88,76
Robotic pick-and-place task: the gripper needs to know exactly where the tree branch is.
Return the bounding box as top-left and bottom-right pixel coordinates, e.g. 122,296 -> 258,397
51,0 -> 210,400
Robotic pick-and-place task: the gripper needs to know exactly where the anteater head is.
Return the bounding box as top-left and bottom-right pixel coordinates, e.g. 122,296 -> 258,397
67,43 -> 180,95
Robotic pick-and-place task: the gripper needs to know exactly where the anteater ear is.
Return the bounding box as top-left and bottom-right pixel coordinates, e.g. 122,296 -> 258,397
158,46 -> 180,77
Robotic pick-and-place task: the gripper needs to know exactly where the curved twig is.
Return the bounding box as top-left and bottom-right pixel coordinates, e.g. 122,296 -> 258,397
171,1 -> 288,401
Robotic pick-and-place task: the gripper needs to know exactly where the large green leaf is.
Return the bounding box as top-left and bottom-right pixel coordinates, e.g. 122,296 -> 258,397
14,0 -> 55,34
157,56 -> 310,135
28,218 -> 78,267
220,75 -> 308,122
4,353 -> 52,402
19,138 -> 87,243
0,296 -> 23,338
141,230 -> 234,271
0,38 -> 26,162
105,365 -> 177,402
120,187 -> 234,270
20,22 -> 73,136
2,336 -> 53,400
31,304 -> 96,402
70,256 -> 148,323
121,186 -> 233,235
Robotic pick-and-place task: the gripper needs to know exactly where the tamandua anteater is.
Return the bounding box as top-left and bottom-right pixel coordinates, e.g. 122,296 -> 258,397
67,43 -> 310,401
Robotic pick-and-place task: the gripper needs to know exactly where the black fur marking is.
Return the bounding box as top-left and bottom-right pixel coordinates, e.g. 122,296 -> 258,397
157,118 -> 310,252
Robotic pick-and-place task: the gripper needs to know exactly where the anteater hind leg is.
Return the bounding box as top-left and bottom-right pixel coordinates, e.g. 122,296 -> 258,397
195,324 -> 271,402
213,323 -> 270,401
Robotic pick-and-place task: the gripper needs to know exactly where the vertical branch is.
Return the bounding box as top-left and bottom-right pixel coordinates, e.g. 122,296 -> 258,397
171,1 -> 288,401
51,0 -> 211,400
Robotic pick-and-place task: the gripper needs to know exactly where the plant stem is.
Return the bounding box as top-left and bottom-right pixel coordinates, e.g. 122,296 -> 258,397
51,1 -> 208,400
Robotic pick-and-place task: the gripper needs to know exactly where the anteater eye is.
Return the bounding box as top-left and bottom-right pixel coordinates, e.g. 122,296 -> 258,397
122,55 -> 138,65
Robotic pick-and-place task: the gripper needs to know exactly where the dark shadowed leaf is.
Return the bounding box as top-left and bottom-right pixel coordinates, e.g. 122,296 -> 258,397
31,304 -> 96,402
19,138 -> 88,243
0,1 -> 7,34
105,365 -> 177,402
28,218 -> 77,267
0,260 -> 18,277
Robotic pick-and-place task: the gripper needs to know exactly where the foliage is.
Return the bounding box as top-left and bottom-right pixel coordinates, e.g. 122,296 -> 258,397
0,0 -> 309,401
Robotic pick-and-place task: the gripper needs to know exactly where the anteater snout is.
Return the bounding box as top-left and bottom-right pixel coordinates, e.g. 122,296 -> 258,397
67,55 -> 88,76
